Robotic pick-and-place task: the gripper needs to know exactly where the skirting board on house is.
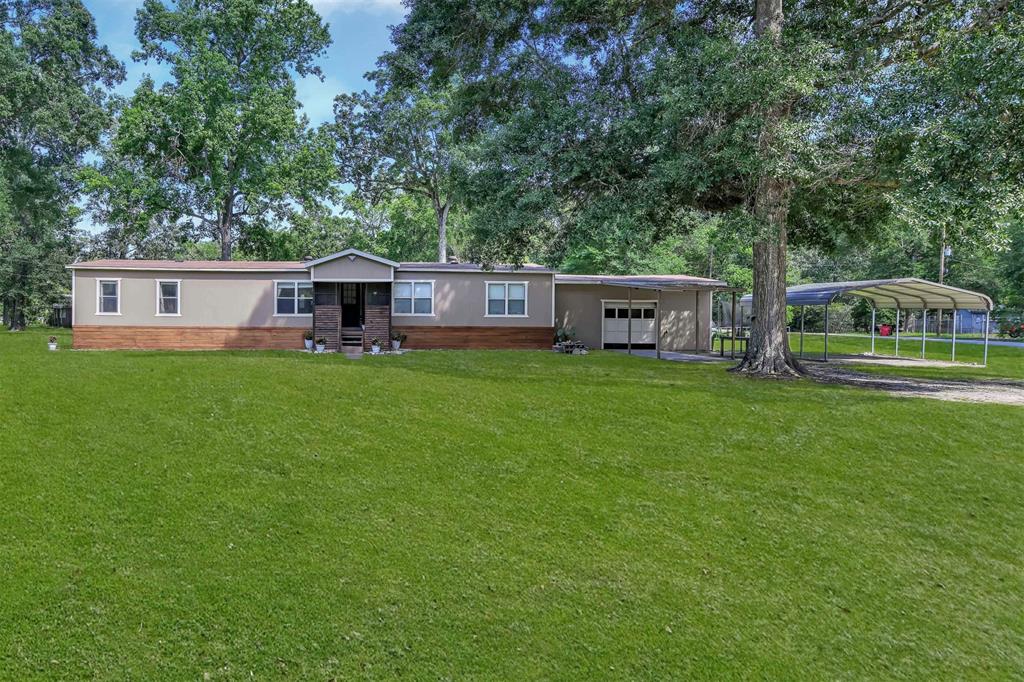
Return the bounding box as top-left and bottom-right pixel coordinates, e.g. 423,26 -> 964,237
72,326 -> 305,350
392,325 -> 555,350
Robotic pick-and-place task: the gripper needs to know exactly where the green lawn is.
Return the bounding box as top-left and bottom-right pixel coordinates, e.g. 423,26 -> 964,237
2,328 -> 1022,679
784,332 -> 1024,381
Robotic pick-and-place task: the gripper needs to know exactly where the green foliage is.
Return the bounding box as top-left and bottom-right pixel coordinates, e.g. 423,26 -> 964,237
332,73 -> 464,262
103,0 -> 336,259
0,0 -> 122,328
387,0 -> 1019,309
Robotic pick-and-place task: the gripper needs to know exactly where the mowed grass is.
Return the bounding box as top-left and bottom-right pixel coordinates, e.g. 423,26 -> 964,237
1,329 -> 1022,679
785,332 -> 1024,381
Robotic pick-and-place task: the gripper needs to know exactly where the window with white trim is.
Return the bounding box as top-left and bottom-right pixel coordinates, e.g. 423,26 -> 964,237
156,280 -> 180,315
97,279 -> 120,314
487,282 -> 527,316
393,281 -> 433,315
276,281 -> 313,315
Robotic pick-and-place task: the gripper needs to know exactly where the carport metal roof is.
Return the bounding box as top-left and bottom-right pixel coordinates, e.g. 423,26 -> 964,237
740,278 -> 992,310
556,274 -> 743,292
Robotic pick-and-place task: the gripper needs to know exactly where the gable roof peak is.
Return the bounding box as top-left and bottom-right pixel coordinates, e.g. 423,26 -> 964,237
302,248 -> 399,269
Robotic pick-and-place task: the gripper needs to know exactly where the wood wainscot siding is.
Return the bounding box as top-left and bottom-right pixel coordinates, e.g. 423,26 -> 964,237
363,304 -> 390,351
314,304 -> 341,352
393,325 -> 555,350
73,326 -> 305,350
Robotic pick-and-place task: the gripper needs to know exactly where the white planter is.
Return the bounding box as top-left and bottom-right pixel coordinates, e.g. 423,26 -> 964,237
315,343 -> 326,353
391,340 -> 401,351
48,343 -> 58,351
370,344 -> 381,355
304,338 -> 314,350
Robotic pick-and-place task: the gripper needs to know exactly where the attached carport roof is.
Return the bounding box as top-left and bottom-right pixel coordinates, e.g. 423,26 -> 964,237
556,274 -> 743,292
740,278 -> 992,310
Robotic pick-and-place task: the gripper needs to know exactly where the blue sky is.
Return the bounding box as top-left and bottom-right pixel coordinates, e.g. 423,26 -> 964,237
88,0 -> 404,124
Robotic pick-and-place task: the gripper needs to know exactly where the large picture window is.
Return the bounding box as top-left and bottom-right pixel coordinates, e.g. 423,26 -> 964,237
97,279 -> 120,315
156,280 -> 180,316
486,282 -> 527,317
275,281 -> 313,315
393,281 -> 433,315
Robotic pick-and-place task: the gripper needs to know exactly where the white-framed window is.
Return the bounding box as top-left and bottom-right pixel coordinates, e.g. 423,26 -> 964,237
486,281 -> 528,317
275,280 -> 313,315
393,280 -> 434,316
155,279 -> 181,316
96,279 -> 120,315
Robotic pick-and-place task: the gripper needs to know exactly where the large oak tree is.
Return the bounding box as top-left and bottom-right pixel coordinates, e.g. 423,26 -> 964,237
388,0 -> 1020,376
109,0 -> 336,260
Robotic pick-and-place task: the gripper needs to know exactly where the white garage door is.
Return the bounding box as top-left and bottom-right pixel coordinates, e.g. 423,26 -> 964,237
602,301 -> 657,348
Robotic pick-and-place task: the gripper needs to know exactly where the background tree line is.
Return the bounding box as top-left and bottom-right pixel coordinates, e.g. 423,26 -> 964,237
3,0 -> 1021,372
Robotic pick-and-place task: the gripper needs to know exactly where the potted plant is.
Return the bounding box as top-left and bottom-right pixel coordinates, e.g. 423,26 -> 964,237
303,329 -> 314,351
370,337 -> 382,354
314,336 -> 327,353
47,335 -> 58,351
390,331 -> 406,351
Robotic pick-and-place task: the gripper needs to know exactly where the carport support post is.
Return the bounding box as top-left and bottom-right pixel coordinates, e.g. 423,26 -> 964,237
824,303 -> 830,362
730,292 -> 737,359
920,309 -> 927,359
870,306 -> 876,355
895,307 -> 901,357
656,288 -> 662,360
627,288 -> 632,355
983,310 -> 990,366
951,307 -> 957,362
799,305 -> 805,358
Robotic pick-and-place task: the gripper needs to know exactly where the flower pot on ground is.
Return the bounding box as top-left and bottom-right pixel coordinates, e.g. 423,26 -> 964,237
47,336 -> 58,351
314,336 -> 327,353
370,338 -> 381,354
303,329 -> 314,350
390,331 -> 406,351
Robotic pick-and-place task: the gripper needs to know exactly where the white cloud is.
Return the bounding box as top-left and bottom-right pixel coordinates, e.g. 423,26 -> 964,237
310,0 -> 404,15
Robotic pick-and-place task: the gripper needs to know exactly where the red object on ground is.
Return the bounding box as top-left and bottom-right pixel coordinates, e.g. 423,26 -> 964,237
879,324 -> 892,336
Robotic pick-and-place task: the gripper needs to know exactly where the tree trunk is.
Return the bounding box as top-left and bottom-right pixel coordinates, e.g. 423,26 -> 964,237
219,198 -> 233,261
732,0 -> 803,377
6,295 -> 26,331
435,200 -> 450,263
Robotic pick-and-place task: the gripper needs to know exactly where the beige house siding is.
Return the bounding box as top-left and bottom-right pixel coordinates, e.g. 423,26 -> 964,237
311,255 -> 393,281
555,284 -> 713,351
394,271 -> 554,327
73,269 -> 310,327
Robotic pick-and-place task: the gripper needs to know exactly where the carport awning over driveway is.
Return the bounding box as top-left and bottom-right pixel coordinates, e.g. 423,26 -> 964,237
556,274 -> 743,293
740,278 -> 992,310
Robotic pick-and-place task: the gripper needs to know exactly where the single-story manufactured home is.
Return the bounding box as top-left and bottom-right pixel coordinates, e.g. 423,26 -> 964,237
68,249 -> 737,353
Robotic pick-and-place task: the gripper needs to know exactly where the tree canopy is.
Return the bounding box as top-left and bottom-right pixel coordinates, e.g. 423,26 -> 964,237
101,0 -> 337,260
1,0 -> 123,329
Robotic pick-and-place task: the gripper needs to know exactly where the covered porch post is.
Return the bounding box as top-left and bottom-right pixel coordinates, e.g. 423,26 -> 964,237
656,288 -> 662,359
627,287 -> 632,355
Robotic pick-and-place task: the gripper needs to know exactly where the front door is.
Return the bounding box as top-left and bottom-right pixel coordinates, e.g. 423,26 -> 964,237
341,283 -> 362,327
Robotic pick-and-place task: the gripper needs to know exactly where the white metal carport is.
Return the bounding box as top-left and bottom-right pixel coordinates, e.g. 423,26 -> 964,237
742,278 -> 994,365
